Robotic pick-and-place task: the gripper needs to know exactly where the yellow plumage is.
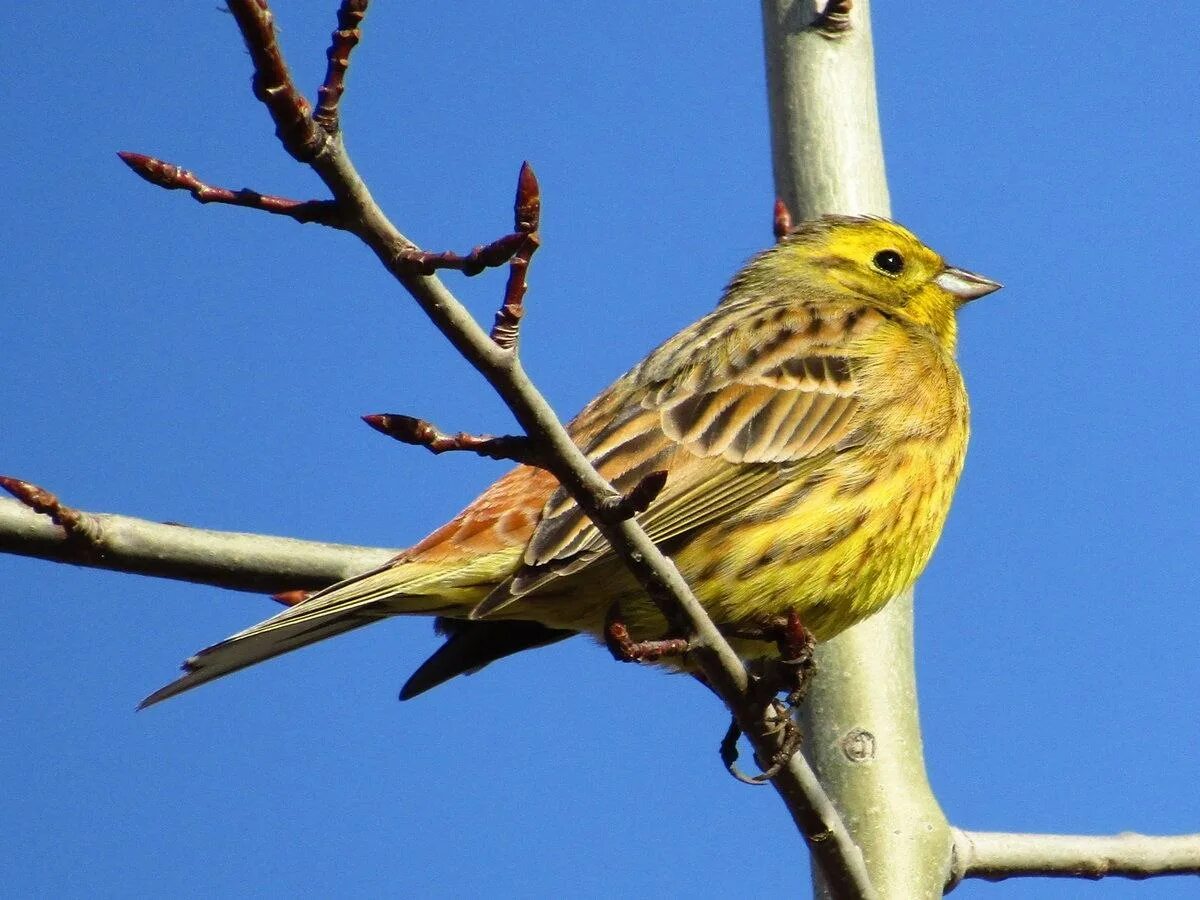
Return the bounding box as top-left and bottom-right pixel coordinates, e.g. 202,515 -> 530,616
142,215 -> 999,707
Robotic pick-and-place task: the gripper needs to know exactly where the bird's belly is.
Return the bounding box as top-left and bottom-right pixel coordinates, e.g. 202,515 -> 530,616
669,436 -> 965,641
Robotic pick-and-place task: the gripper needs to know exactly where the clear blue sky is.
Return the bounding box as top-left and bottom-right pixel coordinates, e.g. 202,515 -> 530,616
3,3 -> 1198,897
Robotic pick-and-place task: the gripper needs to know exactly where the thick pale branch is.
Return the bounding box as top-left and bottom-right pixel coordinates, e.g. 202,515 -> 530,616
949,829 -> 1200,886
0,496 -> 394,593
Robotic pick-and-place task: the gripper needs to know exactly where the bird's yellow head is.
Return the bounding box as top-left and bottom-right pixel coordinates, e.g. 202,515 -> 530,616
732,215 -> 1000,352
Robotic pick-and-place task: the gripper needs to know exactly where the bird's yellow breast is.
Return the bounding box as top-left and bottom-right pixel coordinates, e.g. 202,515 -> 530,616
669,318 -> 969,640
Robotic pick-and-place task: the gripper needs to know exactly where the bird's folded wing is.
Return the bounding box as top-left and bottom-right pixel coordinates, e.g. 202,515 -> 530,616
473,299 -> 880,614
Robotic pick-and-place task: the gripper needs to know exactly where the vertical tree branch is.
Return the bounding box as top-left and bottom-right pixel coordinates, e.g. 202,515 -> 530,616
760,2 -> 951,897
762,0 -> 891,223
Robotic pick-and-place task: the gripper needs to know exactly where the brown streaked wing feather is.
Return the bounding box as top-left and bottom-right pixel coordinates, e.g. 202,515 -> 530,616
400,464 -> 557,565
473,302 -> 883,615
524,407 -> 678,565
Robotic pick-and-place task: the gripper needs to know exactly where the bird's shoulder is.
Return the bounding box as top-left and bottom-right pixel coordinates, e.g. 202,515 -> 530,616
629,293 -> 891,397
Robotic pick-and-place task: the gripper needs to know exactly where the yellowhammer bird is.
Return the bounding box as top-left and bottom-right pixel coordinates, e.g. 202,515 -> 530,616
141,215 -> 999,708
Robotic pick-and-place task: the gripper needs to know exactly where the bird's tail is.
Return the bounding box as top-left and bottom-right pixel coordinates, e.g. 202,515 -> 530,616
139,557 -> 483,709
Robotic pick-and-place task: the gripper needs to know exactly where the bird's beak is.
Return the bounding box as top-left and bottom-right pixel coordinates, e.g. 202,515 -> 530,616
935,266 -> 1002,304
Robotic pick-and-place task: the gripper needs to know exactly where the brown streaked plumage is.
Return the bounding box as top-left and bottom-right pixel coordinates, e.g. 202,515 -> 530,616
141,215 -> 999,708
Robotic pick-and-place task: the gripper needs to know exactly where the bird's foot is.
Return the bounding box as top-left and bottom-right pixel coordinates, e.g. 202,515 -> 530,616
603,602 -> 690,663
723,610 -> 817,706
719,699 -> 803,785
713,613 -> 814,785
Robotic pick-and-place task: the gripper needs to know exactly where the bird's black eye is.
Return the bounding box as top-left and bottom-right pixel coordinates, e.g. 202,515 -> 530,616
873,249 -> 905,275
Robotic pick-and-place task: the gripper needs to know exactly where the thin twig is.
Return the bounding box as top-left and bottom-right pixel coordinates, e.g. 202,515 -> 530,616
116,152 -> 344,226
361,414 -> 542,466
948,829 -> 1200,888
313,0 -> 370,133
812,0 -> 853,37
773,197 -> 793,242
227,0 -> 325,161
599,470 -> 669,520
0,476 -> 100,546
491,162 -> 541,350
395,232 -> 528,277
